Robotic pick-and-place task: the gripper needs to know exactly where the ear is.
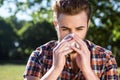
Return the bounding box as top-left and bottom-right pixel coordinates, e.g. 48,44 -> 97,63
87,19 -> 91,28
53,20 -> 58,27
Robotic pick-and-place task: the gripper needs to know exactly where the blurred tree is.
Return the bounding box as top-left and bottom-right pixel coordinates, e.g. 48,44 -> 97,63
88,0 -> 120,65
19,21 -> 57,55
88,0 -> 120,55
0,17 -> 17,60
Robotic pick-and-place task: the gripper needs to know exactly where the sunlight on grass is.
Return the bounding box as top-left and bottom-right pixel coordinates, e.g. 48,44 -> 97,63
119,67 -> 120,74
0,64 -> 26,80
0,64 -> 119,80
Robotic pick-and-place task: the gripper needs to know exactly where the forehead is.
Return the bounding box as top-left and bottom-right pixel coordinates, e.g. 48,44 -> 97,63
57,11 -> 88,27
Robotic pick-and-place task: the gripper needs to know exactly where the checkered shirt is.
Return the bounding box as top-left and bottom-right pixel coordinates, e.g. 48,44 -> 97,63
24,40 -> 119,80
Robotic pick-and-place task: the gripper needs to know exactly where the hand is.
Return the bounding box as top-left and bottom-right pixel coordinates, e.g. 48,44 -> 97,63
70,34 -> 91,72
41,36 -> 74,80
52,35 -> 74,72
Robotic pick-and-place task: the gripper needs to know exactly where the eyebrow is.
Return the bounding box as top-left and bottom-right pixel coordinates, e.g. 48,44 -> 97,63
60,26 -> 70,29
76,26 -> 85,29
60,26 -> 85,29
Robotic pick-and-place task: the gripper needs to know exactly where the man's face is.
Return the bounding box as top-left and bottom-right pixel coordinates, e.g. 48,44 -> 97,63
54,11 -> 90,41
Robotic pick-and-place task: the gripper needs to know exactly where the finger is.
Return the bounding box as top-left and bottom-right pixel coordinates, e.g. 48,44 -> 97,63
64,39 -> 76,50
54,40 -> 67,50
54,40 -> 72,53
59,33 -> 74,50
70,45 -> 82,55
74,34 -> 88,50
62,33 -> 74,42
60,42 -> 71,51
57,36 -> 75,50
58,49 -> 73,56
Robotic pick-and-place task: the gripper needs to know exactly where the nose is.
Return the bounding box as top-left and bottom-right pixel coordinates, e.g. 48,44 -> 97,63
69,29 -> 76,35
67,33 -> 75,39
70,33 -> 75,37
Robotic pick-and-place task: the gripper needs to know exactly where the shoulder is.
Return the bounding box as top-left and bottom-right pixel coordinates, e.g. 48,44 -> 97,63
24,41 -> 57,78
87,40 -> 118,78
37,40 -> 57,53
87,40 -> 118,67
39,40 -> 57,51
30,40 -> 57,59
87,40 -> 113,59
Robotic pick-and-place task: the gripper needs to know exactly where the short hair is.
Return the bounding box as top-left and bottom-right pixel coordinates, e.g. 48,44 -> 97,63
53,0 -> 92,21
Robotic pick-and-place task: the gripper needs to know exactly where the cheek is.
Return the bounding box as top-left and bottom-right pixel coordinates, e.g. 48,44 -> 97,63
59,30 -> 70,39
60,32 -> 69,40
77,29 -> 88,39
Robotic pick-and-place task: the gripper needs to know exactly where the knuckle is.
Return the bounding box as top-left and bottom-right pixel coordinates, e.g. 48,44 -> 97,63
53,49 -> 58,54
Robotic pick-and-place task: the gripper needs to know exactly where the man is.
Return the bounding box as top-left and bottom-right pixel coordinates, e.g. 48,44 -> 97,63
24,0 -> 119,80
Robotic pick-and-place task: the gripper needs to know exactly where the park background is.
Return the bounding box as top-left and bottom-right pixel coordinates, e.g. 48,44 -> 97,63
0,0 -> 120,80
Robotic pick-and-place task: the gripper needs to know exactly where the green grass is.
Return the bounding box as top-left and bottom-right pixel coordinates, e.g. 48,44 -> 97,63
0,64 -> 26,80
0,64 -> 119,80
119,67 -> 120,74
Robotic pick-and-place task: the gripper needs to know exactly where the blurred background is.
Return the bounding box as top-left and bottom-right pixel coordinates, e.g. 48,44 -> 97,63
0,0 -> 120,80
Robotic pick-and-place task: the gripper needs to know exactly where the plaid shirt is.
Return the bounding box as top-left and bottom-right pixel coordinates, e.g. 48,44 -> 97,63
24,40 -> 119,80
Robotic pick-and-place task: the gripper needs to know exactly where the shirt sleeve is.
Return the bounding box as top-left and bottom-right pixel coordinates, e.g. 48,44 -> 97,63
101,51 -> 119,80
23,47 -> 45,78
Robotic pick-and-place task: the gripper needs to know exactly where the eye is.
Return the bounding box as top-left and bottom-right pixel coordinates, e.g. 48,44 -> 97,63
61,28 -> 69,31
76,26 -> 85,31
76,28 -> 83,30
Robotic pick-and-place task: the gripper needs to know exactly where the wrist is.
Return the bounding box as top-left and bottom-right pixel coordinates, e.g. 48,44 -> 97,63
49,66 -> 62,78
51,66 -> 63,74
82,68 -> 99,80
80,65 -> 91,73
41,66 -> 62,80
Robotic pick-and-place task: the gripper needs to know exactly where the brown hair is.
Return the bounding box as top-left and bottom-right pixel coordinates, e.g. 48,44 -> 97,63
53,0 -> 92,21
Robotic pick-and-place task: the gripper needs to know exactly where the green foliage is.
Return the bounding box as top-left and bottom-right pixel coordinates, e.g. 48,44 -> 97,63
0,18 -> 17,59
0,0 -> 3,7
88,0 -> 120,66
19,21 -> 57,55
